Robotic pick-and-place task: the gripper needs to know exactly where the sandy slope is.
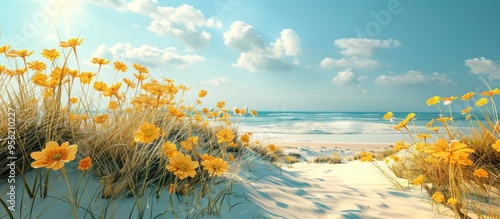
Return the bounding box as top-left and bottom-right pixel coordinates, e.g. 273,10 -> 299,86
1,142 -> 454,219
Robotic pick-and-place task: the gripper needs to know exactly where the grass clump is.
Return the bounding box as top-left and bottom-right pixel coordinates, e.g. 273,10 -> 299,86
379,93 -> 500,218
0,38 -> 260,218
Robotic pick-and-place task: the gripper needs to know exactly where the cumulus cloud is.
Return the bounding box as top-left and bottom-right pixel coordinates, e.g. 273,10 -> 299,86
374,70 -> 454,86
91,43 -> 205,69
223,21 -> 301,72
320,57 -> 379,69
465,57 -> 500,80
334,38 -> 400,57
331,68 -> 365,85
85,0 -> 222,49
320,38 -> 399,70
201,76 -> 233,86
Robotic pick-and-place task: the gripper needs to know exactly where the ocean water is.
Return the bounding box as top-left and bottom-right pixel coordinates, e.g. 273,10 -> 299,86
236,111 -> 475,143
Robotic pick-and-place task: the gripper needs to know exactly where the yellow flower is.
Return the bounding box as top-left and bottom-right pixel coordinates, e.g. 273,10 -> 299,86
91,57 -> 110,66
108,101 -> 119,110
60,38 -> 84,50
432,192 -> 445,203
447,198 -> 457,205
79,72 -> 96,84
461,107 -> 472,115
228,154 -> 235,161
123,78 -> 136,89
41,48 -> 60,61
134,73 -> 150,81
461,92 -> 475,100
412,175 -> 424,185
424,139 -> 475,165
269,144 -> 280,153
427,126 -> 440,132
201,157 -> 230,177
6,49 -> 34,58
492,140 -> 500,152
103,82 -> 122,97
165,153 -> 199,179
113,61 -> 127,72
416,133 -> 432,140
475,98 -> 489,107
393,140 -> 410,152
94,114 -> 108,124
198,153 -> 215,161
383,112 -> 394,120
233,107 -> 241,115
216,128 -> 234,144
132,63 -> 149,74
30,141 -> 78,170
27,60 -> 47,72
134,122 -> 161,144
0,65 -> 6,74
228,142 -> 238,147
251,109 -> 258,117
473,168 -> 489,178
180,136 -> 199,151
415,142 -> 427,152
162,142 -> 178,158
480,88 -> 500,97
426,119 -> 434,127
391,154 -> 401,162
70,97 -> 79,104
426,96 -> 441,105
198,89 -> 207,98
360,153 -> 373,162
93,81 -> 109,92
0,45 -> 10,54
217,101 -> 225,109
78,157 -> 92,171
240,132 -> 251,145
465,115 -> 471,120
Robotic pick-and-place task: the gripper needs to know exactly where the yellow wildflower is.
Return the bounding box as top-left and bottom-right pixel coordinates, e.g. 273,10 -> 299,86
198,89 -> 207,98
30,141 -> 78,170
461,92 -> 475,100
134,122 -> 161,144
383,112 -> 394,120
426,96 -> 441,105
492,140 -> 500,152
201,157 -> 230,177
473,168 -> 488,178
475,98 -> 489,107
412,175 -> 424,185
114,61 -> 127,72
216,128 -> 234,144
166,153 -> 199,179
432,192 -> 444,203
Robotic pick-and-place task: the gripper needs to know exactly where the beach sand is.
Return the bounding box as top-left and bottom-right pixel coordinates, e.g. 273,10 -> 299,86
2,141 -> 454,219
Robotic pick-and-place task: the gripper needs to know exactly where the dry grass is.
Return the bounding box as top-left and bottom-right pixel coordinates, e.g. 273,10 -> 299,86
311,156 -> 342,164
0,39 -> 260,217
379,96 -> 500,218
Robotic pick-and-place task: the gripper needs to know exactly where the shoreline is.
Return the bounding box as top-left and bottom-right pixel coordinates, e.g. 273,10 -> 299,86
270,141 -> 393,151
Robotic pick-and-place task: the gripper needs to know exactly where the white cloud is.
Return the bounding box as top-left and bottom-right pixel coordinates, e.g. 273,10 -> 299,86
374,70 -> 454,86
320,57 -> 380,69
92,43 -> 205,69
223,21 -> 302,72
320,38 -> 399,70
334,38 -> 400,57
85,1 -> 221,49
464,57 -> 500,80
331,68 -> 364,85
201,76 -> 233,86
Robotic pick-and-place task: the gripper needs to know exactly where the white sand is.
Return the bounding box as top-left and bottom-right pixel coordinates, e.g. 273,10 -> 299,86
1,142 -> 454,218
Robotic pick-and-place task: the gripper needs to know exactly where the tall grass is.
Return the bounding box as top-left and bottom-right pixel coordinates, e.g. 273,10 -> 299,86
0,39 -> 259,218
380,94 -> 500,218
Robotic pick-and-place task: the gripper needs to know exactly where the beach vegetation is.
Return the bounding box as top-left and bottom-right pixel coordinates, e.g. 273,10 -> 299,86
0,38 -> 260,218
381,90 -> 500,218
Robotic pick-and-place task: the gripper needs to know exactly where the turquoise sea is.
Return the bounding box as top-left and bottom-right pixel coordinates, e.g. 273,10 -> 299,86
237,111 -> 477,143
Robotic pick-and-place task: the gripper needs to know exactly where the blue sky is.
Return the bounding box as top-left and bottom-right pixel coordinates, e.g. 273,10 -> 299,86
2,0 -> 500,112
